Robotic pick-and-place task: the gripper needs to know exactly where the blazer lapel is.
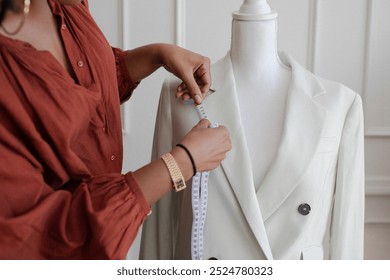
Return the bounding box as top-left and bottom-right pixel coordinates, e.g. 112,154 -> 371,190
205,53 -> 273,259
257,53 -> 327,221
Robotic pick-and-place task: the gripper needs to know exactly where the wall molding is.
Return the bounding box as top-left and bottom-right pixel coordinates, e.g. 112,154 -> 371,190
365,218 -> 390,225
121,0 -> 131,135
365,128 -> 390,137
307,0 -> 319,73
366,176 -> 390,196
361,0 -> 373,109
361,0 -> 390,227
365,213 -> 390,224
365,176 -> 390,224
361,0 -> 390,136
121,0 -> 188,134
175,0 -> 186,47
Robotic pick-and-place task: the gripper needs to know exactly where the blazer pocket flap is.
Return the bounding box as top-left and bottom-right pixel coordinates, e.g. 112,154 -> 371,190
301,245 -> 324,260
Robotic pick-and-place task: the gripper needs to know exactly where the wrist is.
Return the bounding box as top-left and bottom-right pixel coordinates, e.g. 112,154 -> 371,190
176,143 -> 197,176
155,43 -> 179,69
171,146 -> 193,181
125,43 -> 169,82
150,43 -> 169,67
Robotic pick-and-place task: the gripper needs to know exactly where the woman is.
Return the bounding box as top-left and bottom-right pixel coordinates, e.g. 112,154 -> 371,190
0,0 -> 232,259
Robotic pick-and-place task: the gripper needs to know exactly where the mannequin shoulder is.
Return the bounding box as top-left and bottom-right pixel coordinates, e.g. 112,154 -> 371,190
157,76 -> 201,126
160,76 -> 182,96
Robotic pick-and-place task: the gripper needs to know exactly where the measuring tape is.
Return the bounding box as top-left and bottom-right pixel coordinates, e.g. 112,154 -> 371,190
191,104 -> 218,260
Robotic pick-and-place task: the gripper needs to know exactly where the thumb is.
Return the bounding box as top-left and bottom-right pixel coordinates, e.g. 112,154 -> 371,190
195,118 -> 211,129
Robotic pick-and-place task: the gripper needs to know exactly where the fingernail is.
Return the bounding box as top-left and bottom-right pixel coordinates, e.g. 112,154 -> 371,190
194,94 -> 202,104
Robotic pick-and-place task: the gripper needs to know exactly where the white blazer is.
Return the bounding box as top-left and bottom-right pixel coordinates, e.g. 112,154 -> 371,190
139,53 -> 365,260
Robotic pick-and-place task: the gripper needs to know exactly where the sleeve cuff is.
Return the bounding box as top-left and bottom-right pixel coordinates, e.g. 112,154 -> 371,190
124,172 -> 152,217
112,48 -> 141,103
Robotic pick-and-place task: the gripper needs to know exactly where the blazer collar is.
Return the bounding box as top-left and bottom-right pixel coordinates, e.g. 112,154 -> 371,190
204,52 -> 327,257
205,53 -> 273,259
256,52 -> 327,221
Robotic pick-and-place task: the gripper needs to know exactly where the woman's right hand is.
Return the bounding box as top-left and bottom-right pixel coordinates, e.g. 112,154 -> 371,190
134,119 -> 231,205
176,119 -> 232,174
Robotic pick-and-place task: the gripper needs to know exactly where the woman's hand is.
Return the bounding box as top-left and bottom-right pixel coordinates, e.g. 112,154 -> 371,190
134,119 -> 231,205
159,44 -> 211,105
125,43 -> 211,105
175,119 -> 232,173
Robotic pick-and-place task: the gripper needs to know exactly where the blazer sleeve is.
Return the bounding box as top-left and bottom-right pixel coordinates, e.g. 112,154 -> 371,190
329,94 -> 365,259
139,78 -> 177,260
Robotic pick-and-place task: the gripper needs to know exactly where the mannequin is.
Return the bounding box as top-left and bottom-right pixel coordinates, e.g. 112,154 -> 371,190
139,0 -> 365,260
230,0 -> 291,187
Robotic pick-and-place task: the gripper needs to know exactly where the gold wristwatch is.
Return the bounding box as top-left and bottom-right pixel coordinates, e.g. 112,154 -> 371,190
161,153 -> 186,192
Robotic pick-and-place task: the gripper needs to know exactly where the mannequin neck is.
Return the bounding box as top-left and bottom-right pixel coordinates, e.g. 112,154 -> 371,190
229,17 -> 291,187
230,18 -> 282,79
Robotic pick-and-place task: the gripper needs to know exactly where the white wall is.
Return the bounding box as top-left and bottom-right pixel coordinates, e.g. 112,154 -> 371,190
89,0 -> 390,260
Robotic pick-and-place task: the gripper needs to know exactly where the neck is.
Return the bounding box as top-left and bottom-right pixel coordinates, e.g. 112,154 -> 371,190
0,0 -> 50,37
230,18 -> 282,78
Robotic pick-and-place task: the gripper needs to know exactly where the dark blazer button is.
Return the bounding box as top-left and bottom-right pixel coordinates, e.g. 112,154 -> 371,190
208,257 -> 218,260
298,203 -> 311,215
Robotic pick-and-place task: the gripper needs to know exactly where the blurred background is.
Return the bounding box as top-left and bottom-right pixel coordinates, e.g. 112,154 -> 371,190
88,0 -> 390,260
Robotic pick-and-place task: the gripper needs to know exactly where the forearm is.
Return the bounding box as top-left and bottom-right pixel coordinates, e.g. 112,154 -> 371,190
132,146 -> 193,206
124,43 -> 169,83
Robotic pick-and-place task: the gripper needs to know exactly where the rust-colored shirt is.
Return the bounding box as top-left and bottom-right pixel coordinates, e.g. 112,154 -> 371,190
0,0 -> 150,259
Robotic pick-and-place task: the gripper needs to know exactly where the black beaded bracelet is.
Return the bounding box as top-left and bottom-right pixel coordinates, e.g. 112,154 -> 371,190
176,143 -> 197,177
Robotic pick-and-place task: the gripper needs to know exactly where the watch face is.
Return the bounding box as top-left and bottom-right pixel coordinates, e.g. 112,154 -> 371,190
174,179 -> 186,192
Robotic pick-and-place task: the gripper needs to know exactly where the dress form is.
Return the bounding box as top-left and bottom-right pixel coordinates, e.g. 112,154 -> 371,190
231,0 -> 291,188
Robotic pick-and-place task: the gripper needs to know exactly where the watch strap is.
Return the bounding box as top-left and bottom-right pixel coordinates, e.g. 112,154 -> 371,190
161,153 -> 186,192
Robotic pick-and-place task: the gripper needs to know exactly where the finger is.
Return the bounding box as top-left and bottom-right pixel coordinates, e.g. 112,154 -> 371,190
176,82 -> 188,94
177,91 -> 198,102
182,93 -> 191,101
195,118 -> 211,128
192,94 -> 202,104
176,91 -> 189,99
180,73 -> 203,105
195,64 -> 211,96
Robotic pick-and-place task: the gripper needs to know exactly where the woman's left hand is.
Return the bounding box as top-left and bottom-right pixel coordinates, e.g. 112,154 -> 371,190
125,43 -> 211,105
159,44 -> 211,105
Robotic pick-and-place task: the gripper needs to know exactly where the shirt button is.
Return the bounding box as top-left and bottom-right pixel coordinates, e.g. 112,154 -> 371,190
61,24 -> 67,30
77,60 -> 84,68
110,155 -> 116,161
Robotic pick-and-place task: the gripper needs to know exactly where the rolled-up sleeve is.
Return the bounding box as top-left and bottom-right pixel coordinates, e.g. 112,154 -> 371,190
0,142 -> 150,260
112,47 -> 140,103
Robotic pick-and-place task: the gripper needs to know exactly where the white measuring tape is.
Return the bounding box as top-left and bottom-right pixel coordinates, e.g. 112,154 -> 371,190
191,104 -> 218,260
